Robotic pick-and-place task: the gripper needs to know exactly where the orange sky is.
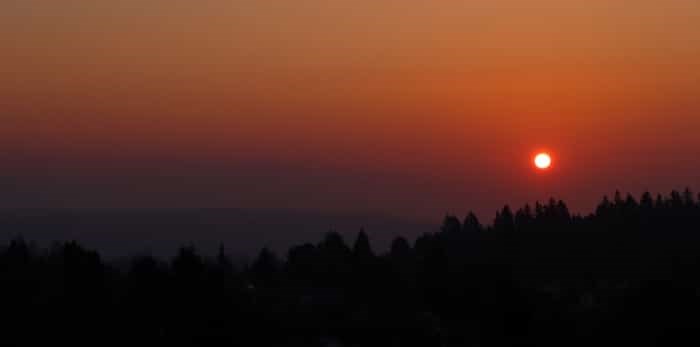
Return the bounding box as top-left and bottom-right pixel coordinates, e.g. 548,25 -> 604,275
2,0 -> 700,220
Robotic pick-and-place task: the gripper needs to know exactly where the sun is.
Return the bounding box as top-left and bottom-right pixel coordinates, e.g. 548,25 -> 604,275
534,153 -> 552,170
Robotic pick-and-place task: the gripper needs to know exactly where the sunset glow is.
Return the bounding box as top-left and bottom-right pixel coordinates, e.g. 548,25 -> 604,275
1,0 -> 700,219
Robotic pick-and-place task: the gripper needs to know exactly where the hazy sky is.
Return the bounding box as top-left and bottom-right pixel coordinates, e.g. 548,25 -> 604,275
2,0 -> 700,221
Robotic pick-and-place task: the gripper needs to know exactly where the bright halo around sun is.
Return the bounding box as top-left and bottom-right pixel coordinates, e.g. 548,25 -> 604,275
534,153 -> 552,170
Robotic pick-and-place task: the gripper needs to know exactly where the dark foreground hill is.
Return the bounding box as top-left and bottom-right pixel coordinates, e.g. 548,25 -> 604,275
2,190 -> 700,346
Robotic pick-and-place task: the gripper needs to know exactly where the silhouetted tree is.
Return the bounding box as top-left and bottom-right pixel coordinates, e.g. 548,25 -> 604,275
515,204 -> 534,232
440,215 -> 462,234
251,247 -> 281,288
683,188 -> 695,207
494,205 -> 515,233
462,212 -> 483,232
352,229 -> 374,259
641,191 -> 654,209
2,190 -> 700,346
655,193 -> 665,209
172,245 -> 204,280
391,237 -> 412,258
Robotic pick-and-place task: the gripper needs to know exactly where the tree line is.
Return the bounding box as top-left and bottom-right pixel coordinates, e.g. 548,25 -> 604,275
2,189 -> 700,346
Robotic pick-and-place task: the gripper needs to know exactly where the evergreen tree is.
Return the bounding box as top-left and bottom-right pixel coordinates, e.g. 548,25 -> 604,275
462,212 -> 483,232
353,229 -> 374,259
440,215 -> 462,234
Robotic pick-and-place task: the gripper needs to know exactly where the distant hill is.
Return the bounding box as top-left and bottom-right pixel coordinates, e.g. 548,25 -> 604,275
0,208 -> 433,260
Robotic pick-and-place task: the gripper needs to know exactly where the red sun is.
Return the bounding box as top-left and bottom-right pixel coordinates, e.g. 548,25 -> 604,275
534,153 -> 552,170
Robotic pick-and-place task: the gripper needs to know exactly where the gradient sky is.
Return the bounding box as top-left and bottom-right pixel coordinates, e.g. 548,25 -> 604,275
2,0 -> 700,221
